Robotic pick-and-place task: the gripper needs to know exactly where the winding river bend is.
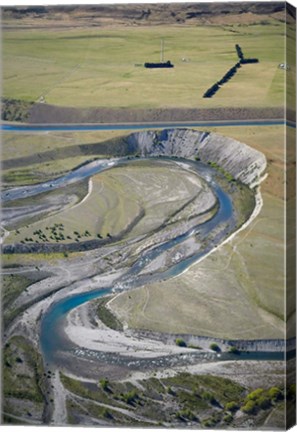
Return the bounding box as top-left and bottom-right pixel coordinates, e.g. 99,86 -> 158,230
39,158 -> 235,363
3,130 -> 291,369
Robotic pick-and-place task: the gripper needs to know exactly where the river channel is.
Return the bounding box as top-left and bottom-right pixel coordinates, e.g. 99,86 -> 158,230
3,156 -> 291,365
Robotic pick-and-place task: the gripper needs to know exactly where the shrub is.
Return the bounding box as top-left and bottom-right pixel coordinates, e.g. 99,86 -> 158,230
202,391 -> 216,404
223,414 -> 233,423
225,401 -> 239,412
210,343 -> 220,352
176,408 -> 196,421
257,396 -> 271,410
203,419 -> 215,428
99,378 -> 109,392
120,389 -> 139,405
175,338 -> 187,347
246,388 -> 264,401
241,400 -> 257,414
229,346 -> 240,354
202,414 -> 220,427
268,386 -> 282,401
102,408 -> 113,419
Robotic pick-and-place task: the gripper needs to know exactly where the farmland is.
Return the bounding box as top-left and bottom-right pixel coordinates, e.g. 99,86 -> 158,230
2,21 -> 285,112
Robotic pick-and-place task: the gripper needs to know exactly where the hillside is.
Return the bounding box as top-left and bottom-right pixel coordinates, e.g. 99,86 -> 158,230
2,2 -> 287,28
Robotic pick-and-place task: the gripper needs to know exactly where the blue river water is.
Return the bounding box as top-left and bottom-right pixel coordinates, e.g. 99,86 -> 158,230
41,287 -> 113,362
39,159 -> 236,363
36,158 -> 291,366
2,159 -> 116,203
5,153 -> 289,365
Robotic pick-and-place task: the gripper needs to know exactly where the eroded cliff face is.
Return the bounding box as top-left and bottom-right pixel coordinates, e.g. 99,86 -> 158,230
127,129 -> 266,187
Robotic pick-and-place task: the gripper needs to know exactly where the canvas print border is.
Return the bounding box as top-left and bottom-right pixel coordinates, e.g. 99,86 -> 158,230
0,0 -> 296,429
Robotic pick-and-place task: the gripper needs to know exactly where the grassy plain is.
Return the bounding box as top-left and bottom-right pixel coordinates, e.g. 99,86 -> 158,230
2,21 -> 285,109
2,131 -> 127,185
2,131 -> 126,161
5,161 -> 204,244
2,251 -> 80,269
109,125 -> 286,339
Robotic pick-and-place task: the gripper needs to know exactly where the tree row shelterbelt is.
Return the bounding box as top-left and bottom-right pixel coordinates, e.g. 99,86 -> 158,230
203,45 -> 259,98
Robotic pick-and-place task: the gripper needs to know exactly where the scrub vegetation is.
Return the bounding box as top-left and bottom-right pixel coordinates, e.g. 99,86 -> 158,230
60,371 -> 286,428
2,272 -> 49,329
3,336 -> 49,424
96,297 -> 123,331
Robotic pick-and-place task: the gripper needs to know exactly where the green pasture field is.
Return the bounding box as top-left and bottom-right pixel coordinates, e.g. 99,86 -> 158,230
2,252 -> 80,269
2,20 -> 285,109
2,130 -> 129,186
2,131 -> 126,161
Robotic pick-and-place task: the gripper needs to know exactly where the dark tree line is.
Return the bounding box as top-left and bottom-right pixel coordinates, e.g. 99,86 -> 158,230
144,60 -> 174,68
236,43 -> 259,64
235,44 -> 244,60
240,58 -> 259,64
203,45 -> 259,98
203,62 -> 242,98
